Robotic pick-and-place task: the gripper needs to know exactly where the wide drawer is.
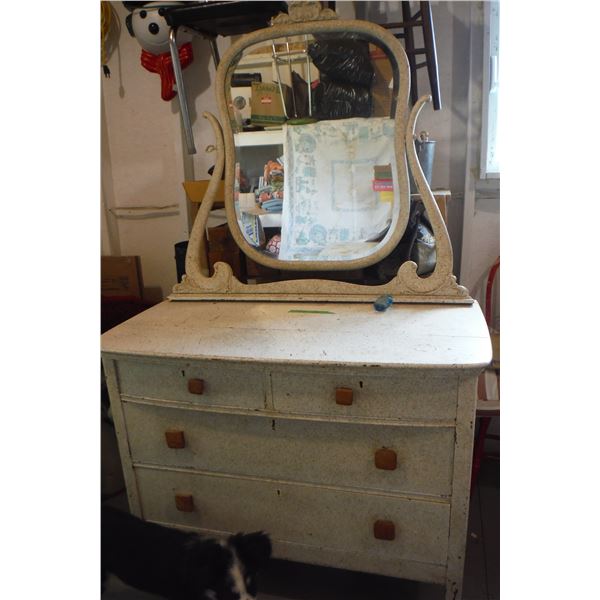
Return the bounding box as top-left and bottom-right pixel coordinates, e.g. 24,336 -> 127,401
135,467 -> 450,566
115,358 -> 265,410
123,402 -> 454,496
270,368 -> 458,422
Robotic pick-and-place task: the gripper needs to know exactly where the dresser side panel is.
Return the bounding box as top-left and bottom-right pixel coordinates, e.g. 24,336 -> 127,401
445,374 -> 479,600
102,357 -> 142,516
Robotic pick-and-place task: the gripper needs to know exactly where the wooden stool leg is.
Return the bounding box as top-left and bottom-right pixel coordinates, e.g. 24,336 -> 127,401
402,1 -> 420,106
420,1 -> 442,110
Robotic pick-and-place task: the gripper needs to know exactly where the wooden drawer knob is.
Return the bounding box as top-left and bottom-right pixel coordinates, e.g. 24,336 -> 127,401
165,429 -> 185,449
374,519 -> 396,541
175,493 -> 194,512
374,448 -> 397,470
335,387 -> 353,406
188,378 -> 205,395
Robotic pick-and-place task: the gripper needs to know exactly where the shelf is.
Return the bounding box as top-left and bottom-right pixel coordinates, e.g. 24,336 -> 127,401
259,212 -> 282,228
240,207 -> 282,229
234,129 -> 284,147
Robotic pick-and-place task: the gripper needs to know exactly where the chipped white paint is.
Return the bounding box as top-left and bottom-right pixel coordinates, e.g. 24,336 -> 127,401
101,298 -> 491,600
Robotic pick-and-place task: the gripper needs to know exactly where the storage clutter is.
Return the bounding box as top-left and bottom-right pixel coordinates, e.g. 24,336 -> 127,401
235,155 -> 285,257
229,36 -> 395,132
225,35 -> 403,270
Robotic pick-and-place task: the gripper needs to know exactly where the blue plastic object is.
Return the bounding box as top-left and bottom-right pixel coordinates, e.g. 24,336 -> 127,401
373,295 -> 393,312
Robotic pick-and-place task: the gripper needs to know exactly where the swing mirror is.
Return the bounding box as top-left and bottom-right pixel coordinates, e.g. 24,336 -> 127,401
172,5 -> 471,304
224,30 -> 406,270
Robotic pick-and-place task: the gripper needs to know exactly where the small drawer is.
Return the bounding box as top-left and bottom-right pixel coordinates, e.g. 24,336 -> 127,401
123,403 -> 454,496
271,368 -> 458,422
115,358 -> 265,410
135,468 -> 450,566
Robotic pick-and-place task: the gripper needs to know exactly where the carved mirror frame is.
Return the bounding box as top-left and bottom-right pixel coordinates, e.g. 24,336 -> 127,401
171,4 -> 471,304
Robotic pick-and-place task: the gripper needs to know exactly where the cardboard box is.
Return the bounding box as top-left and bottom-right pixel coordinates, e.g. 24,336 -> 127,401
101,256 -> 143,300
206,224 -> 243,280
182,180 -> 225,207
370,47 -> 394,118
206,223 -> 280,284
250,82 -> 291,126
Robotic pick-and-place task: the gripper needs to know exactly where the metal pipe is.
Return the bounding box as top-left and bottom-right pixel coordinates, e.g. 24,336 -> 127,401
169,26 -> 196,154
286,40 -> 298,118
269,48 -> 308,59
305,34 -> 312,117
272,41 -> 288,118
208,37 -> 220,67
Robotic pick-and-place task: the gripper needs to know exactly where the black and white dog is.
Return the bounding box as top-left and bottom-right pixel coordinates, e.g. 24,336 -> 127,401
102,506 -> 272,599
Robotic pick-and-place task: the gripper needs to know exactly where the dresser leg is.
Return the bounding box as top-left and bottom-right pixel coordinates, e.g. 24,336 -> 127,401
445,578 -> 461,600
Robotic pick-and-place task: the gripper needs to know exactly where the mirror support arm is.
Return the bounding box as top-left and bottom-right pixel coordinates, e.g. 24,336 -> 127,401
169,26 -> 197,155
182,112 -> 224,286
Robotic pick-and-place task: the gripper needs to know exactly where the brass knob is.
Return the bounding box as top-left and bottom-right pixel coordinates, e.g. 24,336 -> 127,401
374,519 -> 396,540
175,493 -> 194,512
188,378 -> 205,395
335,387 -> 353,405
374,448 -> 397,470
165,429 -> 185,449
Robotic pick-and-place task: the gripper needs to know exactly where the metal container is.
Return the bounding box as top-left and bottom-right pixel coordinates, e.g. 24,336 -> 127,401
409,131 -> 436,194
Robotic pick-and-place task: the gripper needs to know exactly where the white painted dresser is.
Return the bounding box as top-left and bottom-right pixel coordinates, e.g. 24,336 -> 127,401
101,299 -> 491,599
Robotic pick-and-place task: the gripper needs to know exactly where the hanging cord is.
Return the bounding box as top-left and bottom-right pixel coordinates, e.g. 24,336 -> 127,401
101,2 -> 115,77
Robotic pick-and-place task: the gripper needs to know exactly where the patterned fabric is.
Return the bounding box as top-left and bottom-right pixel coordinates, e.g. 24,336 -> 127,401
279,117 -> 399,261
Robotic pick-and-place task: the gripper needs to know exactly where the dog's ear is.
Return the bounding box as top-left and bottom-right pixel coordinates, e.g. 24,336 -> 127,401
229,531 -> 272,571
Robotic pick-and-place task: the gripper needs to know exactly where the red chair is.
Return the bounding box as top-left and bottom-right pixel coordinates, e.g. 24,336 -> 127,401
471,258 -> 500,494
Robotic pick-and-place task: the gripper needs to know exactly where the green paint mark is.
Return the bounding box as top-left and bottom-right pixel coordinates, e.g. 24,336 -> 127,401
288,309 -> 335,314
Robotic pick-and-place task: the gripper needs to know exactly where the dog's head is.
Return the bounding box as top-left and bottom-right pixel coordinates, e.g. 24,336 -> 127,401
184,531 -> 272,600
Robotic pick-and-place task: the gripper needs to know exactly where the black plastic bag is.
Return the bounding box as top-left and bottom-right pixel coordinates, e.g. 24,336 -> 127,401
313,80 -> 372,120
371,199 -> 437,280
308,38 -> 374,87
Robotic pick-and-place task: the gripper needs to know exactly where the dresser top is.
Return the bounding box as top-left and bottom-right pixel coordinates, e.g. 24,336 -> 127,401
101,300 -> 491,369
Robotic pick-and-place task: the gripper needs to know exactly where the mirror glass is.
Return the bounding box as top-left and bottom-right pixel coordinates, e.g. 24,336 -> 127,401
224,32 -> 405,268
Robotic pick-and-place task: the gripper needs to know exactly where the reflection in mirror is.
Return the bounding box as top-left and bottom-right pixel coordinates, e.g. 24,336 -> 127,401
225,33 -> 407,268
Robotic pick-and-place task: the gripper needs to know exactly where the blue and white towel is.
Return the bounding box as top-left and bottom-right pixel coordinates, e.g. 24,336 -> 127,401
279,117 -> 400,261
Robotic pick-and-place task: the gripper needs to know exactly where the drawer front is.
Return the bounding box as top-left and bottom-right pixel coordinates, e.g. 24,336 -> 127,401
115,359 -> 265,410
123,403 -> 454,496
271,369 -> 458,422
136,468 -> 450,566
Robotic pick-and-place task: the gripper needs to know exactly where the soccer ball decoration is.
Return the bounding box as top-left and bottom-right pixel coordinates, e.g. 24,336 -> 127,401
124,2 -> 194,101
265,235 -> 282,256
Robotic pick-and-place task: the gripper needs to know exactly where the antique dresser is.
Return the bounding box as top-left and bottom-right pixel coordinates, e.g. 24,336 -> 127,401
102,5 -> 491,599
